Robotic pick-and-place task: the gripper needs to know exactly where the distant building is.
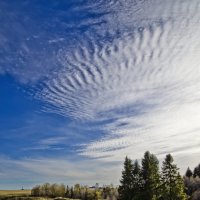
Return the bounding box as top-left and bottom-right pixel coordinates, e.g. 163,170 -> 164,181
89,183 -> 101,190
95,183 -> 99,189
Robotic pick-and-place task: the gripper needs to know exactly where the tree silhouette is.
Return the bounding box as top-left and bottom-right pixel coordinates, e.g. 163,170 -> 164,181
185,167 -> 193,178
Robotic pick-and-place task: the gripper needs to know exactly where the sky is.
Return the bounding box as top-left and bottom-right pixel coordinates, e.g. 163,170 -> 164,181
0,0 -> 200,189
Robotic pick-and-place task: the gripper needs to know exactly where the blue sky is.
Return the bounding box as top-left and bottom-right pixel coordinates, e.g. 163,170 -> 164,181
0,0 -> 200,189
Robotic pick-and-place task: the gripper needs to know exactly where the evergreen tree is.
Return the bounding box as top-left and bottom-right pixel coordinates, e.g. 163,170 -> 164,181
185,167 -> 193,178
193,164 -> 200,178
131,160 -> 143,199
141,151 -> 161,200
161,154 -> 187,200
118,156 -> 134,200
65,185 -> 70,197
70,187 -> 74,198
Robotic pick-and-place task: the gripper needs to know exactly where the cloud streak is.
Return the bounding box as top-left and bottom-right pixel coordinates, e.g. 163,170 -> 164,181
0,156 -> 121,189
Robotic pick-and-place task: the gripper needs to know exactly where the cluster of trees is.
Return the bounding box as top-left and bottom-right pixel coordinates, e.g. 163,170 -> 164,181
185,164 -> 200,179
31,183 -> 66,198
31,183 -> 118,200
118,151 -> 186,200
31,151 -> 200,200
184,164 -> 200,199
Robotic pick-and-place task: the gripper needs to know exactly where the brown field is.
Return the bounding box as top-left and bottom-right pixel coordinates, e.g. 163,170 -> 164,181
0,190 -> 31,196
0,190 -> 32,199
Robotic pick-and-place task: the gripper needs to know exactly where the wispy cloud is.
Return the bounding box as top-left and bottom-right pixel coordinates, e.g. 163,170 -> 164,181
1,0 -> 200,183
33,0 -> 200,164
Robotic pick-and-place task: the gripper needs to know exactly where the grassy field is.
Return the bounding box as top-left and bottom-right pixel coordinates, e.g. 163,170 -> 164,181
0,190 -> 31,196
0,190 -> 31,199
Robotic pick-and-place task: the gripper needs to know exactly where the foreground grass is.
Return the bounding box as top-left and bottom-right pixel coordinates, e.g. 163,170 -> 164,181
0,191 -> 80,200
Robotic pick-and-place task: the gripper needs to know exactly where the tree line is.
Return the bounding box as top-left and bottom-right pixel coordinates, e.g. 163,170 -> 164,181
118,151 -> 200,200
31,183 -> 118,200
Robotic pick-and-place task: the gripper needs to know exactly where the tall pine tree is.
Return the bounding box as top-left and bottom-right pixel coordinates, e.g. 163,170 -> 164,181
141,151 -> 161,200
118,156 -> 134,200
161,154 -> 187,200
131,160 -> 143,200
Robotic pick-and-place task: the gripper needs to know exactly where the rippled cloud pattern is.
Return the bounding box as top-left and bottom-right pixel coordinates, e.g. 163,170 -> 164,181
1,0 -> 200,176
